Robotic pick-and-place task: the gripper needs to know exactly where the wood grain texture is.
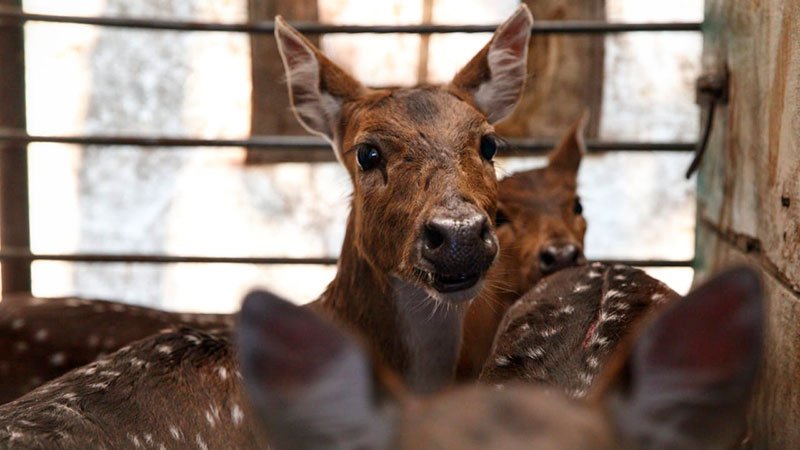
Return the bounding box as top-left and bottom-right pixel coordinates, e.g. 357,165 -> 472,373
696,2 -> 800,446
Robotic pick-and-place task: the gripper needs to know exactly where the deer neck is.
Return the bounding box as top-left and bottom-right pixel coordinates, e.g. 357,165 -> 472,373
319,213 -> 465,394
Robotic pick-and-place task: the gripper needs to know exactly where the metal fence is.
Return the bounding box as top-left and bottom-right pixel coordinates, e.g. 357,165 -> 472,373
0,4 -> 702,295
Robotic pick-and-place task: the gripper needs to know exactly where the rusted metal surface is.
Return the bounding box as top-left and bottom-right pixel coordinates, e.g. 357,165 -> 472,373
498,0 -> 604,139
0,9 -> 702,34
0,0 -> 31,294
696,0 -> 800,447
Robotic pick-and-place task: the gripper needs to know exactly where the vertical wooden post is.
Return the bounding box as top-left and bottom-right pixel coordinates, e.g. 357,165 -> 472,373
0,0 -> 32,294
246,0 -> 320,163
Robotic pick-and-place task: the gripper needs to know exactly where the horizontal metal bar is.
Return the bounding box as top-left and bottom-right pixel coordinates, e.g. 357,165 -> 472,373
0,10 -> 702,35
0,131 -> 696,156
0,249 -> 693,268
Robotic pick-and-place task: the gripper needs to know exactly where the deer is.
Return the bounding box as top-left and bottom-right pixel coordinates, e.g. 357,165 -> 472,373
0,5 -> 534,400
0,266 -> 762,449
480,262 -> 681,397
457,112 -> 588,379
0,112 -> 585,401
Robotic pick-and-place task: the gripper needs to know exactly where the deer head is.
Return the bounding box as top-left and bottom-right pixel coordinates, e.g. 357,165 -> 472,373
275,6 -> 533,303
457,114 -> 589,380
239,266 -> 763,450
495,112 -> 588,290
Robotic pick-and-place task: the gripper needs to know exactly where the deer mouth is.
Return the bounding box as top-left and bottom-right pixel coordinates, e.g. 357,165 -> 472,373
432,272 -> 481,293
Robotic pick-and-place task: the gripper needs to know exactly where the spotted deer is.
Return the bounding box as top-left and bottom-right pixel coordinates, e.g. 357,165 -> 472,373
0,295 -> 232,404
457,112 -> 588,379
0,5 -> 533,400
0,266 -> 762,449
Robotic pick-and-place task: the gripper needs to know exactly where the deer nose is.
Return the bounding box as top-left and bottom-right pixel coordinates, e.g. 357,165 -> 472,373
538,243 -> 584,275
420,211 -> 497,292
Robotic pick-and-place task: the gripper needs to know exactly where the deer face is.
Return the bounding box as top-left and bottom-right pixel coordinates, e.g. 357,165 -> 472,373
496,116 -> 588,290
274,7 -> 533,303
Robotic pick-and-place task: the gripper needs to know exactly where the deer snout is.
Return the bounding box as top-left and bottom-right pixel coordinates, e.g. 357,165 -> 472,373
538,243 -> 585,275
420,209 -> 498,293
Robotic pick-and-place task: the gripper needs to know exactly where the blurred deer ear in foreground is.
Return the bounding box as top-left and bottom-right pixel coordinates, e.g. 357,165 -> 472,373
594,266 -> 764,450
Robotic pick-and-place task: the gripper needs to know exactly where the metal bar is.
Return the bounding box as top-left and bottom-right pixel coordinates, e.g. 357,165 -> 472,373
0,10 -> 702,35
0,0 -> 31,294
0,131 -> 696,156
0,248 -> 693,268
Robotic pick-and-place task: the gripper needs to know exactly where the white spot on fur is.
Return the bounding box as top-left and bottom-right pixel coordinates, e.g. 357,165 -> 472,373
573,284 -> 591,293
217,367 -> 228,381
130,357 -> 146,368
613,264 -> 627,270
184,334 -> 201,345
231,404 -> 244,427
591,261 -> 605,269
526,346 -> 545,359
49,352 -> 66,366
541,327 -> 560,337
128,433 -> 143,449
613,274 -> 627,281
651,292 -> 667,303
587,270 -> 603,279
519,323 -> 531,331
586,356 -> 600,368
559,305 -> 575,315
11,318 -> 25,330
495,355 -> 510,366
156,345 -> 172,354
169,426 -> 183,441
196,434 -> 209,450
579,372 -> 593,386
604,289 -> 626,301
89,381 -> 110,390
599,312 -> 622,323
34,329 -> 49,342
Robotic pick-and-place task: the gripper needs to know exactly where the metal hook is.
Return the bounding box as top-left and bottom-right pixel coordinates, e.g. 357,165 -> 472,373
685,69 -> 729,178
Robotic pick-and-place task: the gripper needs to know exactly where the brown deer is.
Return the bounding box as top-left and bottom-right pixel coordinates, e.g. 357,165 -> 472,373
0,5 -> 534,399
0,110 -> 584,400
457,113 -> 588,379
480,262 -> 681,397
0,266 -> 760,449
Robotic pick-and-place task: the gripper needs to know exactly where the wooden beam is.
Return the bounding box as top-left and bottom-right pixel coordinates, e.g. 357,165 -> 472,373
0,0 -> 31,294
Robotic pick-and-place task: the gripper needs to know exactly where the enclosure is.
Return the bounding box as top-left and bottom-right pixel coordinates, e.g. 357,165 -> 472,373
0,0 -> 798,448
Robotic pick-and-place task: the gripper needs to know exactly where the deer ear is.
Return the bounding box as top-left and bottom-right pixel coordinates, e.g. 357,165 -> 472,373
237,290 -> 395,450
449,5 -> 533,124
607,267 -> 763,450
274,17 -> 366,154
548,111 -> 588,173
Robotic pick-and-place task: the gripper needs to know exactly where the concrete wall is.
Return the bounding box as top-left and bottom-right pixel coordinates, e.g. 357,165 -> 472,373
695,1 -> 800,447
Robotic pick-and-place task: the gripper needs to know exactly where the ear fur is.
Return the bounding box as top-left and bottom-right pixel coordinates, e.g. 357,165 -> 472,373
604,266 -> 764,450
548,110 -> 588,173
449,5 -> 534,123
274,16 -> 366,160
237,290 -> 395,450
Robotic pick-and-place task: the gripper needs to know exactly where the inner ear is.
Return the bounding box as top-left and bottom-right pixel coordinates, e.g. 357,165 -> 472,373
274,16 -> 366,158
548,111 -> 588,172
449,5 -> 534,123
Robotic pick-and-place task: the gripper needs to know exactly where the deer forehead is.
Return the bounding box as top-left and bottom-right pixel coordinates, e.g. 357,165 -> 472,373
344,88 -> 490,153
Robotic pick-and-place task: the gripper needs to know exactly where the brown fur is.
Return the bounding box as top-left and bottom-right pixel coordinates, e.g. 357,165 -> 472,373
457,114 -> 588,379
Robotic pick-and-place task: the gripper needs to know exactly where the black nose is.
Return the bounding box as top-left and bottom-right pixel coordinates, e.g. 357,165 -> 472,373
421,210 -> 497,292
539,243 -> 584,275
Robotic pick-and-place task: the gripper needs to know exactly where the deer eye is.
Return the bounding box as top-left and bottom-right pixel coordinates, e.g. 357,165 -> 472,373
495,209 -> 510,226
356,145 -> 381,171
573,198 -> 583,215
480,135 -> 498,161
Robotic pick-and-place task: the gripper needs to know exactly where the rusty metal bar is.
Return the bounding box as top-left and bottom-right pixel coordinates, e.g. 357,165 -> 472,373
0,0 -> 31,294
0,248 -> 693,268
0,131 -> 696,160
0,9 -> 702,35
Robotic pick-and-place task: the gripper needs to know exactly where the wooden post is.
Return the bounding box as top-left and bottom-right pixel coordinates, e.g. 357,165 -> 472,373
0,0 -> 32,294
246,0 -> 320,164
696,1 -> 800,448
497,0 -> 605,139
